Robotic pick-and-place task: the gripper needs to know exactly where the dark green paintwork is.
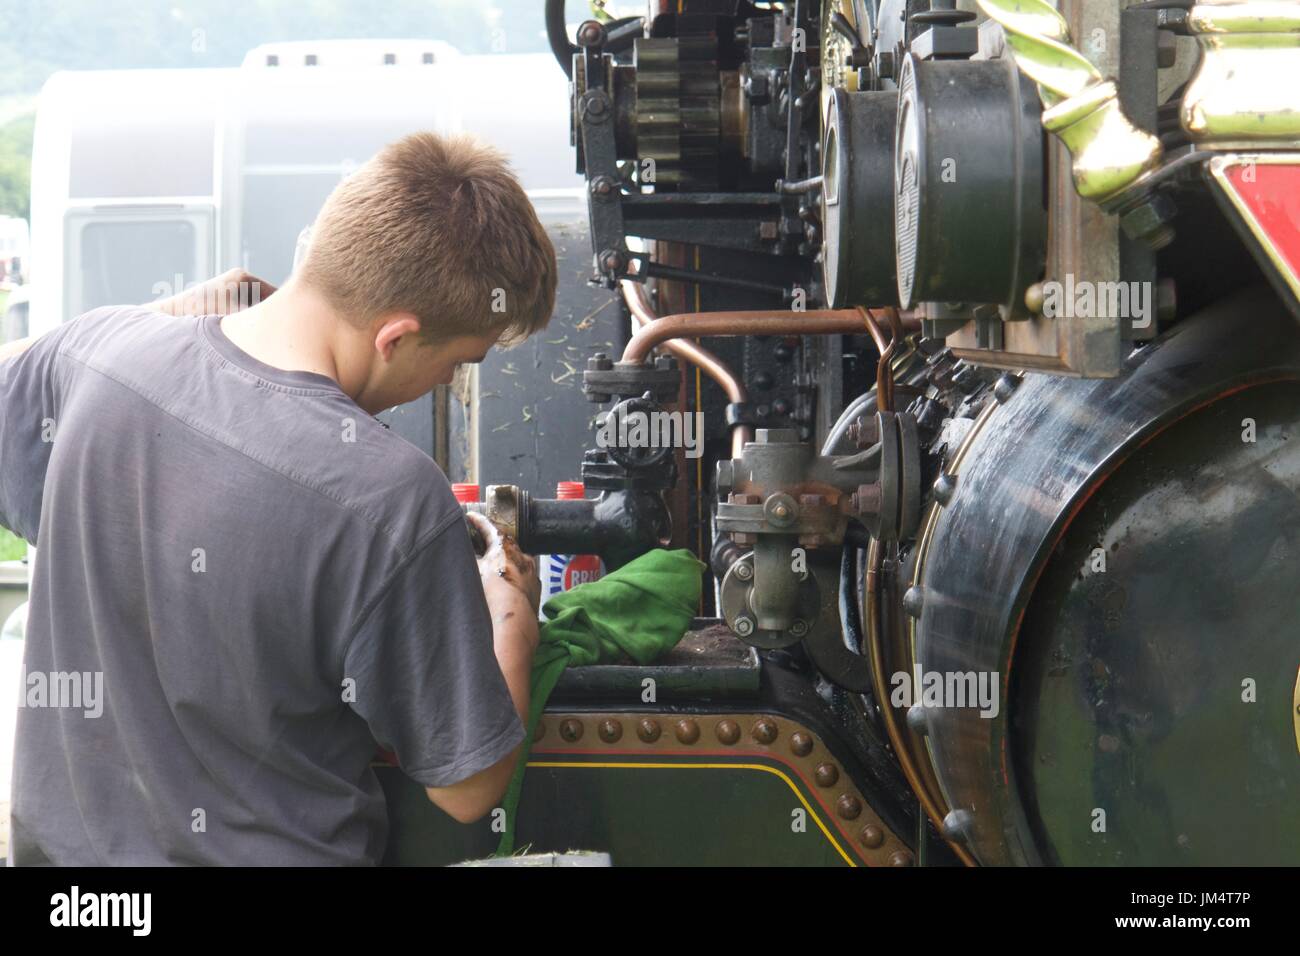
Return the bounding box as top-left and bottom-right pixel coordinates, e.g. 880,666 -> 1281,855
379,753 -> 859,867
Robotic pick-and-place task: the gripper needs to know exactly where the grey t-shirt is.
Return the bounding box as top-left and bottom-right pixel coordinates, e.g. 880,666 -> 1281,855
1,305 -> 524,865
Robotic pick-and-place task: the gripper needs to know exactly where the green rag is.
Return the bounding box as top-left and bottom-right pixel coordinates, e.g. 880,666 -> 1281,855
494,547 -> 705,856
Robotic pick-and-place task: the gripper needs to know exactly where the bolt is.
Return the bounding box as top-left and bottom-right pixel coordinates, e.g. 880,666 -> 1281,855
582,91 -> 608,119
598,718 -> 623,743
637,718 -> 662,743
733,616 -> 755,637
559,718 -> 584,742
852,483 -> 883,517
860,824 -> 884,848
845,415 -> 880,448
715,720 -> 741,745
1119,192 -> 1178,251
952,365 -> 980,394
790,732 -> 814,757
764,492 -> 799,528
889,849 -> 914,867
789,619 -> 809,638
993,373 -> 1021,405
814,762 -> 840,787
734,561 -> 753,581
576,20 -> 605,47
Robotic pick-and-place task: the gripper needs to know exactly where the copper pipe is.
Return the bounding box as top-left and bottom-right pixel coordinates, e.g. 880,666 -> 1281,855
858,307 -> 898,412
620,281 -> 751,458
622,309 -> 869,366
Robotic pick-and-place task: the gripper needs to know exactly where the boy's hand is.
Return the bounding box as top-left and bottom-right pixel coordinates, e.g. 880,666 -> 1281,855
149,268 -> 277,317
466,512 -> 542,619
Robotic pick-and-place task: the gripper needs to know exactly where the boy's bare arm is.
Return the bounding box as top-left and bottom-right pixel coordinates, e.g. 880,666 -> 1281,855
148,268 -> 276,316
1,270 -> 276,366
424,513 -> 540,823
0,336 -> 32,362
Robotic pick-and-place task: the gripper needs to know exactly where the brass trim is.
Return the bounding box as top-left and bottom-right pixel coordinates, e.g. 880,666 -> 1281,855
1183,3 -> 1300,144
976,0 -> 1163,202
533,711 -> 914,866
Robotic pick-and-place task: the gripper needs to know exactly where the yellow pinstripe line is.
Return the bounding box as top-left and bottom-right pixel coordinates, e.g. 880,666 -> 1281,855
526,760 -> 857,866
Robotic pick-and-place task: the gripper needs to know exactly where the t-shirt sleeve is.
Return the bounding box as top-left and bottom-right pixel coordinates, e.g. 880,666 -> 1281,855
0,323 -> 74,544
343,514 -> 525,788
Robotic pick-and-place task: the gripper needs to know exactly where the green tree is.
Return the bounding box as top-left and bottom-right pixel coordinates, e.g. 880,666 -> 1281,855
0,113 -> 33,219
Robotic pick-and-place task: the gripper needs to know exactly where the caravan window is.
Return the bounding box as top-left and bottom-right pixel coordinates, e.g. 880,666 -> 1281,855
65,209 -> 212,320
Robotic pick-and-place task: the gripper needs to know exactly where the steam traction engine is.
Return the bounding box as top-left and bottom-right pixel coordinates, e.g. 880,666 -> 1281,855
384,0 -> 1300,866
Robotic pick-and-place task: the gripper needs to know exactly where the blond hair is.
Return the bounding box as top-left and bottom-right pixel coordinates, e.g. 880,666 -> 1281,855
300,132 -> 556,345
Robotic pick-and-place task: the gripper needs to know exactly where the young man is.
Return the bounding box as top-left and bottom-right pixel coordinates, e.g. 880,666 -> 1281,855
0,132 -> 553,864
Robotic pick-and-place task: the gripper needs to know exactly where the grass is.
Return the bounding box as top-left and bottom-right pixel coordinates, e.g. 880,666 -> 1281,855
0,528 -> 25,561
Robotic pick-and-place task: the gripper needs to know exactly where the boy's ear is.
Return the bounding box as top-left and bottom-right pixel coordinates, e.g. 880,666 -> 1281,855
373,313 -> 423,361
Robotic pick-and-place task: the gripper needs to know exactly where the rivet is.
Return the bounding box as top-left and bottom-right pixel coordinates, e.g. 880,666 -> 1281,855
637,718 -> 662,743
675,719 -> 700,745
906,703 -> 929,736
942,808 -> 974,842
814,762 -> 839,787
932,473 -> 956,506
889,849 -> 914,867
902,586 -> 925,618
751,719 -> 779,744
715,719 -> 741,745
790,732 -> 814,757
598,719 -> 623,743
836,794 -> 862,819
733,616 -> 755,637
559,718 -> 584,743
860,824 -> 884,848
533,721 -> 546,742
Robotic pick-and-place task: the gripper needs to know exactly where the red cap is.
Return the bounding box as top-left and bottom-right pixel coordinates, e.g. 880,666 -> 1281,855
451,483 -> 480,504
556,481 -> 586,500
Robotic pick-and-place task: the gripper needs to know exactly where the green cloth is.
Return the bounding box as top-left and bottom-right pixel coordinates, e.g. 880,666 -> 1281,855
494,547 -> 705,856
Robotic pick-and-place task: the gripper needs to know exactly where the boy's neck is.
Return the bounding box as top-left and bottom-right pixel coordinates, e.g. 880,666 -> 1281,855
220,279 -> 372,402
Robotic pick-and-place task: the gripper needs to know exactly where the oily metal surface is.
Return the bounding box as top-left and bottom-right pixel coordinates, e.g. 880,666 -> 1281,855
1016,381 -> 1300,864
911,285 -> 1300,865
